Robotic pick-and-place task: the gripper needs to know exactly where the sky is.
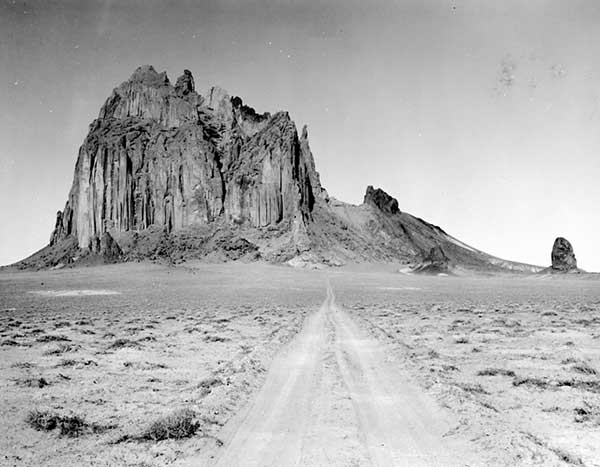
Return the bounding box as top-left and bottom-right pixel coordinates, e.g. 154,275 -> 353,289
1,0 -> 600,270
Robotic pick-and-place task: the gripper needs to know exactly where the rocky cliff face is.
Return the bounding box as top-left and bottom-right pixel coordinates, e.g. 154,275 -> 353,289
47,65 -> 321,261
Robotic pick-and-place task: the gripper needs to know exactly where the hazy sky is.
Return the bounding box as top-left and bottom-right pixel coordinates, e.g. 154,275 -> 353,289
1,0 -> 600,270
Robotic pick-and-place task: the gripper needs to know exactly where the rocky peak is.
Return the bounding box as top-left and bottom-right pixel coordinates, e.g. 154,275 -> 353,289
175,69 -> 195,96
551,237 -> 578,272
363,186 -> 400,215
128,65 -> 170,87
98,65 -> 200,127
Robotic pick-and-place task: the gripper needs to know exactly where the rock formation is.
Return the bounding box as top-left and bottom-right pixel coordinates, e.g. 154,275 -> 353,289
15,65 -> 546,273
364,186 -> 400,215
412,246 -> 451,274
551,237 -> 578,272
46,65 -> 320,262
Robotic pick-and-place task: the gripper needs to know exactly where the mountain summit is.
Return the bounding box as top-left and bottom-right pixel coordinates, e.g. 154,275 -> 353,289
19,66 -> 540,273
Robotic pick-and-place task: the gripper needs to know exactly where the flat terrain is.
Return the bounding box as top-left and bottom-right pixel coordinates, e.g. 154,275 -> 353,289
1,263 -> 600,466
0,263 -> 325,466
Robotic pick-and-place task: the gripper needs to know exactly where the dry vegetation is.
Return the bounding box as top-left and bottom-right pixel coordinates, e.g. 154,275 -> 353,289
336,271 -> 600,466
2,263 -> 600,466
0,262 -> 324,466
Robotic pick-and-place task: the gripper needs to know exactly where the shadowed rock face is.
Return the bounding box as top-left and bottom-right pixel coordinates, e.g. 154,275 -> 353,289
48,65 -> 321,256
363,186 -> 400,215
551,237 -> 578,271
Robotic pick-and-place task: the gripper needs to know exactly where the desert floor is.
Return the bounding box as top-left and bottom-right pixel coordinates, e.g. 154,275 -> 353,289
1,263 -> 599,466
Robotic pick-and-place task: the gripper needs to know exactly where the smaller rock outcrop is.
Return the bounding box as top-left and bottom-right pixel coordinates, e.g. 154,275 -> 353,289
551,237 -> 578,272
364,186 -> 400,215
174,69 -> 195,96
412,246 -> 451,274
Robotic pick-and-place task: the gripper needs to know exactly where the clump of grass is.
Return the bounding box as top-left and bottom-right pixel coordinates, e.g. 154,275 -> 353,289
454,336 -> 469,344
1,339 -> 19,346
56,359 -> 97,368
43,343 -> 80,356
477,368 -> 516,377
556,379 -> 600,393
203,335 -> 230,343
123,361 -> 167,370
198,377 -> 223,396
14,377 -> 49,388
139,408 -> 199,441
456,383 -> 489,395
574,401 -> 600,424
513,376 -> 549,389
109,338 -> 140,350
571,362 -> 598,376
26,410 -> 106,437
54,321 -> 71,328
11,362 -> 35,369
36,335 -> 70,343
57,359 -> 79,367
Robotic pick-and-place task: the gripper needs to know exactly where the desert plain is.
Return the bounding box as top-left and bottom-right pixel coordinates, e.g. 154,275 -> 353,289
1,262 -> 600,466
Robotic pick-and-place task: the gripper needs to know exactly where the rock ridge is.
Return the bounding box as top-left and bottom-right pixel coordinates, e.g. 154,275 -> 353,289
363,186 -> 400,215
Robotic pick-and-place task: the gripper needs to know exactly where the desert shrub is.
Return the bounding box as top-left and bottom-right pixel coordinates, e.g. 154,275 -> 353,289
204,335 -> 230,343
109,338 -> 140,349
56,359 -> 97,368
139,408 -> 199,441
26,410 -> 59,431
477,368 -> 516,377
456,383 -> 489,394
561,357 -> 578,364
1,339 -> 19,346
513,377 -> 549,389
574,401 -> 600,424
57,359 -> 78,367
15,377 -> 49,388
26,410 -> 90,437
541,311 -> 558,317
571,363 -> 598,376
11,362 -> 35,369
556,379 -> 600,393
454,336 -> 469,344
36,335 -> 70,343
54,321 -> 71,328
43,343 -> 79,355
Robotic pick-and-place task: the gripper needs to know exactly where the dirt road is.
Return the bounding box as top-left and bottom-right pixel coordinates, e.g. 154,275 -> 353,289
186,282 -> 478,466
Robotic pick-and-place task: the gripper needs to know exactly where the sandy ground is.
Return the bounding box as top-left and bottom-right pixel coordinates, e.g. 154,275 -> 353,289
2,263 -> 600,466
0,262 -> 325,466
335,271 -> 600,467
184,282 -> 480,466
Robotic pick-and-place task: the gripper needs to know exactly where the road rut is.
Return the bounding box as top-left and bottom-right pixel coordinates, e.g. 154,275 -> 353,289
187,282 -> 477,466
